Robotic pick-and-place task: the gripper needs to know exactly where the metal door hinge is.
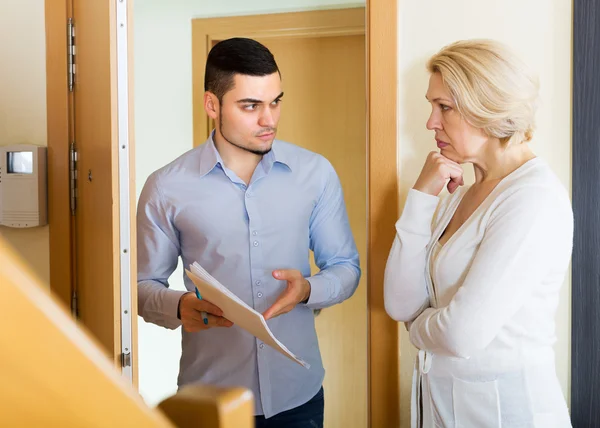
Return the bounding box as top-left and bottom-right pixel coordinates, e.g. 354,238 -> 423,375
67,18 -> 76,92
121,352 -> 131,368
69,142 -> 78,215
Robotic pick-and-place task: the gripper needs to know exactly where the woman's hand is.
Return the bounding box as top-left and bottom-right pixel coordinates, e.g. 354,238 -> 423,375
413,151 -> 464,196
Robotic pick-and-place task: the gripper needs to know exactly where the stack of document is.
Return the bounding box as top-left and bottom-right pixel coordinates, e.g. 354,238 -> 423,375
186,262 -> 310,369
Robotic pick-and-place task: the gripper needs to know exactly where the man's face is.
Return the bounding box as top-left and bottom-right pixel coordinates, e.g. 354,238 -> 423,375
215,72 -> 283,156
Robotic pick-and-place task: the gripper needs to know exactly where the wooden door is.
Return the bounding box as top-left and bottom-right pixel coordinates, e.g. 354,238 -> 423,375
193,9 -> 367,428
191,5 -> 400,427
46,0 -> 137,382
71,0 -> 121,363
259,35 -> 368,428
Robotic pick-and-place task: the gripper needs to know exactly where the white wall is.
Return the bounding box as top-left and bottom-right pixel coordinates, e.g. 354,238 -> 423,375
0,0 -> 49,287
134,0 -> 363,406
396,1 -> 572,426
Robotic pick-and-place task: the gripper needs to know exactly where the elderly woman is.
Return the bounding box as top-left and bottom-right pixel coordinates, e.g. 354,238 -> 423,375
384,40 -> 573,428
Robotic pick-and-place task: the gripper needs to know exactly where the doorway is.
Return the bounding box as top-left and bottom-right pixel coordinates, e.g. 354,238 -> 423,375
191,10 -> 367,427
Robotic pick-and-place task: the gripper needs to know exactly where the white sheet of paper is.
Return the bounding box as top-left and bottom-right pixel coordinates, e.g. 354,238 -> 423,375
186,262 -> 310,369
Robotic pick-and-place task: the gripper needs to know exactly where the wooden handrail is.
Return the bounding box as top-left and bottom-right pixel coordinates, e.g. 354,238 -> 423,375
0,236 -> 253,427
159,385 -> 254,428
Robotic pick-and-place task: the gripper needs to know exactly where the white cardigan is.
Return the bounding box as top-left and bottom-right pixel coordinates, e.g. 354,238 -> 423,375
384,158 -> 573,428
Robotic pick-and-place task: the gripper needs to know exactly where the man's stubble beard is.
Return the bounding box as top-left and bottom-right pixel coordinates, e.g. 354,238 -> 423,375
218,110 -> 274,156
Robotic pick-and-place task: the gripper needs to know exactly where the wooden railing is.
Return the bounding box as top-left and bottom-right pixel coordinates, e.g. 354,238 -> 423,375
0,237 -> 253,428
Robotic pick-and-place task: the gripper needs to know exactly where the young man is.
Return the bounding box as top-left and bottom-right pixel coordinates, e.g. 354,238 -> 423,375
137,38 -> 360,428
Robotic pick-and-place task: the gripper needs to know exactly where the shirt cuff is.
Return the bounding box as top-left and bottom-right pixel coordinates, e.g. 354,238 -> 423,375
396,188 -> 440,235
304,273 -> 337,309
159,289 -> 189,329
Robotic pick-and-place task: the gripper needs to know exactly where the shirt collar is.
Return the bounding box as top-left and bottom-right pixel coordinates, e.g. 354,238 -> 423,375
197,132 -> 224,178
198,131 -> 293,178
264,141 -> 292,172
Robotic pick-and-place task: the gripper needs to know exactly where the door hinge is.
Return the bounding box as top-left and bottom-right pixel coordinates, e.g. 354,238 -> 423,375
121,352 -> 132,368
67,18 -> 76,92
69,142 -> 78,215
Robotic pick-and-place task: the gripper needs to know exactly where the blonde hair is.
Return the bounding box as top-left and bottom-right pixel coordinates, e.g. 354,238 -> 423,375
427,39 -> 539,144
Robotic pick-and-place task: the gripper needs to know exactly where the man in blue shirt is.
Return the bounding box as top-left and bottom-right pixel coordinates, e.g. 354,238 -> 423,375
137,38 -> 361,428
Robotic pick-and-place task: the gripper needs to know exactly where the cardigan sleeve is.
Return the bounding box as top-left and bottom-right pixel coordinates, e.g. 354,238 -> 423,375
409,185 -> 573,358
384,189 -> 440,322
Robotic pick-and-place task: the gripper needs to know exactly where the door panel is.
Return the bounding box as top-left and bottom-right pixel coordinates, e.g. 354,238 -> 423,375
73,0 -> 121,363
204,32 -> 367,427
259,35 -> 367,428
191,10 -> 367,427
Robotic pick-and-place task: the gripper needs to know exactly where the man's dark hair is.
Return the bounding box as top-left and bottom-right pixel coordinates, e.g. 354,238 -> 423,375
204,38 -> 280,102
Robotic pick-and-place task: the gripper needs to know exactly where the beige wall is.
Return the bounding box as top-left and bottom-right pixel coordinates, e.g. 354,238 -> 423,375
396,0 -> 572,426
0,0 -> 49,287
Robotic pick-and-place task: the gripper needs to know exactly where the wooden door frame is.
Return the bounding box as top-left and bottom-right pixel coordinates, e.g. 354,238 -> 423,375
192,5 -> 399,427
367,2 -> 399,427
45,0 -> 138,384
46,2 -> 398,424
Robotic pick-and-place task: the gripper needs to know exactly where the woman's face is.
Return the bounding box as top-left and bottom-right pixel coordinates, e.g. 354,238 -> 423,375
425,72 -> 489,164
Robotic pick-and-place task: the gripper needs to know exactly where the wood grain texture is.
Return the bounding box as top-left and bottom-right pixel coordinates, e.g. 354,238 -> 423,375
256,35 -> 368,428
367,0 -> 399,426
2,235 -> 251,428
45,0 -> 73,310
158,385 -> 253,428
191,7 -> 366,149
572,1 -> 600,426
191,6 -> 399,426
0,236 -> 173,428
193,10 -> 369,427
73,0 -> 121,362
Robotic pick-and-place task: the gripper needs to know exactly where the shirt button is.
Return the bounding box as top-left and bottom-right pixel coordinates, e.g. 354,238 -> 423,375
259,344 -> 265,349
246,192 -> 253,198
252,231 -> 258,236
255,280 -> 261,286
257,292 -> 263,298
253,241 -> 259,247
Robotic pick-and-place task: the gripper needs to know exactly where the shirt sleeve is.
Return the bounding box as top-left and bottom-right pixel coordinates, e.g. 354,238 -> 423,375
137,173 -> 187,330
384,188 -> 440,322
304,160 -> 361,309
409,186 -> 573,358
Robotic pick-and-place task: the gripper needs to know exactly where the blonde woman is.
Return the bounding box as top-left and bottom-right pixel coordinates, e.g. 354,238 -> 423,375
384,40 -> 573,428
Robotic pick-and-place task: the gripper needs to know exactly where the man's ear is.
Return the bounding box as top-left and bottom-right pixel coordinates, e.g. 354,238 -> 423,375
204,92 -> 219,120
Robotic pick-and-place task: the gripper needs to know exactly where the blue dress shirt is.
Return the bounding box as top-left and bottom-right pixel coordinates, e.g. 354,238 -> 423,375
137,133 -> 361,417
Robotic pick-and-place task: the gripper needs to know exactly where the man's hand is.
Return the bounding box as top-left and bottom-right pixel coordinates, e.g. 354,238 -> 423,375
178,292 -> 233,332
263,269 -> 311,320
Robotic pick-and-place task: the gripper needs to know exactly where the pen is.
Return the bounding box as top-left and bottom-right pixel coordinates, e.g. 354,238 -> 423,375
195,287 -> 209,325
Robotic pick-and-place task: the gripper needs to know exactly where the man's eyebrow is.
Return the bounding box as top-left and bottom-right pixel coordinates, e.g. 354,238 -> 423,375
236,98 -> 263,104
236,92 -> 284,104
